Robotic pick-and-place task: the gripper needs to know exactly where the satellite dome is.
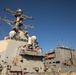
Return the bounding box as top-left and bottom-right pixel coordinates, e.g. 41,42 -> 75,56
17,7 -> 22,12
18,8 -> 22,12
31,36 -> 37,40
9,31 -> 16,37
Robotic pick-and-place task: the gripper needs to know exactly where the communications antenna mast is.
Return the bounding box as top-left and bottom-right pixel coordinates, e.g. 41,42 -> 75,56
0,7 -> 34,32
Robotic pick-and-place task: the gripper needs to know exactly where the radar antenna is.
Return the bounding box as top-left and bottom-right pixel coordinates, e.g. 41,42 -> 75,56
4,8 -> 16,16
4,7 -> 33,20
0,17 -> 14,27
23,24 -> 35,29
0,7 -> 34,32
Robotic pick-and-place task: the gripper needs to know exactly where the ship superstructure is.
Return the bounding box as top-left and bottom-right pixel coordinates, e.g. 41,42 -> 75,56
43,46 -> 76,72
0,7 -> 44,75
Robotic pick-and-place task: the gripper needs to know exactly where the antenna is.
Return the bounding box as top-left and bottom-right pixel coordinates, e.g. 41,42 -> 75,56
0,24 -> 5,38
4,15 -> 6,19
58,41 -> 61,47
0,7 -> 34,32
58,39 -> 63,47
4,8 -> 16,16
0,17 -> 14,27
23,24 -> 35,29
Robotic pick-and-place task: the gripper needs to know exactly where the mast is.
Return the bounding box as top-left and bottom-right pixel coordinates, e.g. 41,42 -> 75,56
0,7 -> 34,32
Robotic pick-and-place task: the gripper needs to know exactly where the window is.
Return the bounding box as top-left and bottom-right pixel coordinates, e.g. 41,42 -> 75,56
20,60 -> 23,63
53,62 -> 55,63
24,68 -> 27,70
49,62 -> 51,64
56,61 -> 60,64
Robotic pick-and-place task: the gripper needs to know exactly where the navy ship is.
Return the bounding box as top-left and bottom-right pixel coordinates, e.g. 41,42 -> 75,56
0,7 -> 44,75
43,46 -> 76,72
0,7 -> 76,75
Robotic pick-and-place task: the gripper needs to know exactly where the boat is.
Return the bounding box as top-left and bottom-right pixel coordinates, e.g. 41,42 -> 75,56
0,7 -> 76,75
0,7 -> 44,75
43,46 -> 76,72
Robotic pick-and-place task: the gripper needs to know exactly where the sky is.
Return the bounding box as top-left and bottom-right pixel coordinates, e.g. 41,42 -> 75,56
0,0 -> 76,54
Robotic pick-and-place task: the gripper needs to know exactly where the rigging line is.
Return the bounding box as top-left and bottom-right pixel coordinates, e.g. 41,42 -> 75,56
0,24 -> 5,38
